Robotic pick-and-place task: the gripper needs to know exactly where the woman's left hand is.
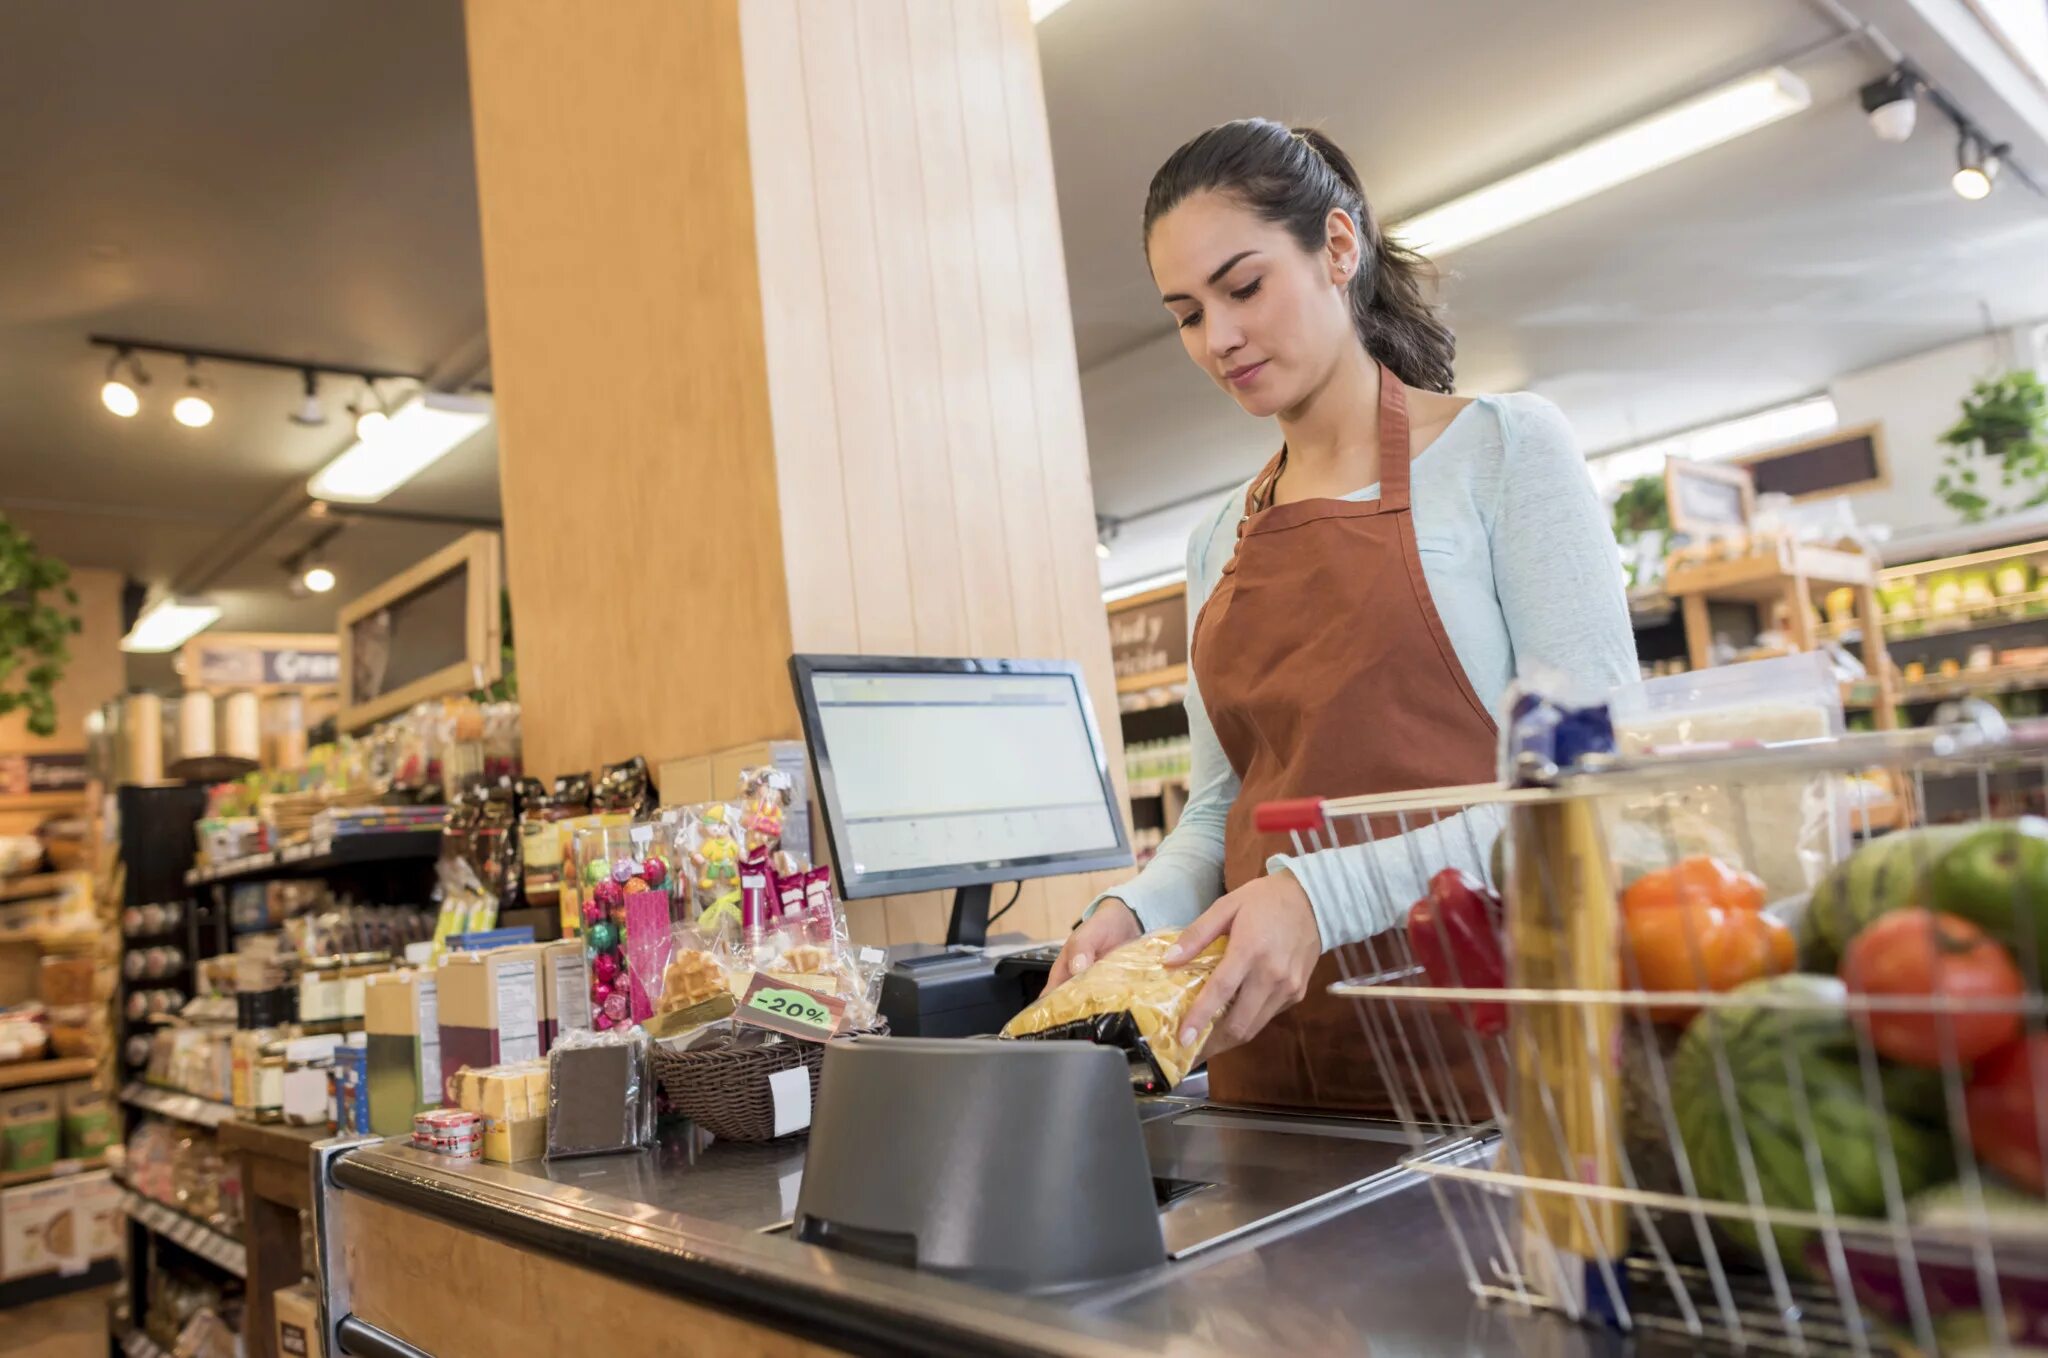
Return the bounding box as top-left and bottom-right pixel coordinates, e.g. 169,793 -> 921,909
1165,871 -> 1324,1059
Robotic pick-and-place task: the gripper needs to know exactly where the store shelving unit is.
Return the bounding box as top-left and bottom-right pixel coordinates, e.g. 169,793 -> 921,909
0,1153 -> 107,1189
184,826 -> 440,887
119,1187 -> 247,1278
120,1082 -> 237,1129
0,1056 -> 96,1090
0,1257 -> 123,1310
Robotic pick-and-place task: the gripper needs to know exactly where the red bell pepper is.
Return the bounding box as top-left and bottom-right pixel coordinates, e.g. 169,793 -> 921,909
1407,867 -> 1508,1035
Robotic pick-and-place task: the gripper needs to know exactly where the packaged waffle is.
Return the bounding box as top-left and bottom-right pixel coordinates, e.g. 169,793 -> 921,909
1000,930 -> 1226,1091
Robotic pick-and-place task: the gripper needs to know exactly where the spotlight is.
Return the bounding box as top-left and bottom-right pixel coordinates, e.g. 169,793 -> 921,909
1095,516 -> 1118,560
99,347 -> 144,417
352,381 -> 388,440
171,357 -> 214,428
1860,68 -> 1919,143
1954,133 -> 2001,200
301,563 -> 336,594
289,369 -> 326,427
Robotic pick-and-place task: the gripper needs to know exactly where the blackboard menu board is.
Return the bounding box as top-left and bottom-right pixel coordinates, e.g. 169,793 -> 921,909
1108,587 -> 1187,682
1666,460 -> 1755,535
1741,424 -> 1887,500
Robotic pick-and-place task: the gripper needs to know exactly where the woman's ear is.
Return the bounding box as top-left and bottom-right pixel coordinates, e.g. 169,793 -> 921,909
1325,206 -> 1361,286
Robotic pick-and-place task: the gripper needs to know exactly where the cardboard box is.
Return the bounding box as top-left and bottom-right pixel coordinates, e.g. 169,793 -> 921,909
0,1086 -> 61,1176
274,1280 -> 324,1358
60,1082 -> 111,1160
364,969 -> 439,1136
540,940 -> 590,1051
330,1038 -> 369,1135
436,945 -> 543,1105
0,1169 -> 119,1281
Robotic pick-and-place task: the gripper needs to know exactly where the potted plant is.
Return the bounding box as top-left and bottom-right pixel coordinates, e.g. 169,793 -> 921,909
1934,370 -> 2048,524
1611,474 -> 1670,591
0,514 -> 82,738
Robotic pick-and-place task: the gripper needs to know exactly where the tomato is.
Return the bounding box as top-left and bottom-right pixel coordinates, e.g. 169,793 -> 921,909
1966,1034 -> 2048,1192
1624,903 -> 1797,1025
1622,856 -> 1767,916
1839,909 -> 2023,1068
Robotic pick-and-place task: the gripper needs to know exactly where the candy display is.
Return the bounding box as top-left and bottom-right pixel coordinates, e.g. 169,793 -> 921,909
688,805 -> 744,926
739,765 -> 794,853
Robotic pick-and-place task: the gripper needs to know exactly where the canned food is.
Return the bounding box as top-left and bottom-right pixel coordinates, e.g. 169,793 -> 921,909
122,908 -> 145,936
123,951 -> 146,980
413,1109 -> 482,1159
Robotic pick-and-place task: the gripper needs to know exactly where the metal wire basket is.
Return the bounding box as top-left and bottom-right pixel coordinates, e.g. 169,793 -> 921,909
1261,723 -> 2048,1356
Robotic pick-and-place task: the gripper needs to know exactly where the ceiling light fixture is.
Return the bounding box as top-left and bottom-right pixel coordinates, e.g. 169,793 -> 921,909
301,563 -> 336,594
99,347 -> 144,418
289,369 -> 326,427
121,595 -> 222,653
307,391 -> 493,503
1391,67 -> 1811,256
171,357 -> 214,428
1953,132 -> 2003,200
352,380 -> 389,441
1096,516 -> 1119,560
1860,67 -> 1920,142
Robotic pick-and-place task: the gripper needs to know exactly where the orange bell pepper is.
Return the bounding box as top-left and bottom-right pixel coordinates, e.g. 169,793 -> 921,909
1623,902 -> 1796,1025
1621,855 -> 1766,916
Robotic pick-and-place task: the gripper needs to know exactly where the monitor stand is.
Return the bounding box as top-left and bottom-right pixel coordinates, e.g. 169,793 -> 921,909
944,882 -> 993,949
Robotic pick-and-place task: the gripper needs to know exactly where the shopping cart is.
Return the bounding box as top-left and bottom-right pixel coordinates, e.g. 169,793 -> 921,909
1257,722 -> 2048,1356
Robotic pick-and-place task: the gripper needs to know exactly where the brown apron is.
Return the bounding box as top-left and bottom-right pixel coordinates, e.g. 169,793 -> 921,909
1192,363 -> 1501,1112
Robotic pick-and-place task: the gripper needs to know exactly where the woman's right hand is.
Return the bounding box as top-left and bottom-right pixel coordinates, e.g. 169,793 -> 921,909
1045,898 -> 1142,991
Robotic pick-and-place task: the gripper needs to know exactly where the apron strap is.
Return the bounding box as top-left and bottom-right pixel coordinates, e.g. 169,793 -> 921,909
1375,361 -> 1413,513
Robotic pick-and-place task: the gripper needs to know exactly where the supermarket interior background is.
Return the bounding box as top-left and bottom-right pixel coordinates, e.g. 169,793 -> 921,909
2,0 -> 2048,1354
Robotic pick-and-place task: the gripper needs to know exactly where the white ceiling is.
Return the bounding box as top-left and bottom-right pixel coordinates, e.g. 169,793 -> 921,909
1040,0 -> 2048,584
4,0 -> 2047,633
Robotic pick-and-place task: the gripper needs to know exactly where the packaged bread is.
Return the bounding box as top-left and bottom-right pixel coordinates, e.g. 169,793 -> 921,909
1001,930 -> 1226,1091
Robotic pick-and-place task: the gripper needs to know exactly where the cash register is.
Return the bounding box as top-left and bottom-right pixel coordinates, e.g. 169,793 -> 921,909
789,654 -> 1134,1036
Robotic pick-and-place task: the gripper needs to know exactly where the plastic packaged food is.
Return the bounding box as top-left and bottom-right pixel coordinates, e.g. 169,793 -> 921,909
545,1027 -> 653,1159
1001,930 -> 1227,1091
738,766 -> 794,854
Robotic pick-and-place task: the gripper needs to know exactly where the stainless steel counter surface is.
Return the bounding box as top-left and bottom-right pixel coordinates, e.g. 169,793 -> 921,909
323,1110 -> 1664,1358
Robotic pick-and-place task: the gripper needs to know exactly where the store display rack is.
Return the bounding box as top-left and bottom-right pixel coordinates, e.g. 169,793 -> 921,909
0,1152 -> 107,1189
121,1081 -> 237,1129
0,1257 -> 122,1311
119,1187 -> 247,1278
183,827 -> 441,886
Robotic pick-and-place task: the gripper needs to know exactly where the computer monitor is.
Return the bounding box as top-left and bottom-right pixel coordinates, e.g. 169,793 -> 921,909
789,655 -> 1133,947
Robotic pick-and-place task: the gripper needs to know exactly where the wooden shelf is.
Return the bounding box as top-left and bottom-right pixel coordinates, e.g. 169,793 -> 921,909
185,827 -> 440,886
0,1058 -> 94,1090
0,1154 -> 107,1189
1847,663 -> 2048,711
1127,776 -> 1189,800
121,1083 -> 236,1128
1114,663 -> 1187,696
1664,542 -> 1876,603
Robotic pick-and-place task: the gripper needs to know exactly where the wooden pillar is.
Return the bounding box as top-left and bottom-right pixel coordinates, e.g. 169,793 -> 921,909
464,0 -> 1124,944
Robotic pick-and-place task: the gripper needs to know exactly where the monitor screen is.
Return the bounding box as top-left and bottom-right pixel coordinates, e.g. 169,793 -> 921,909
790,656 -> 1132,899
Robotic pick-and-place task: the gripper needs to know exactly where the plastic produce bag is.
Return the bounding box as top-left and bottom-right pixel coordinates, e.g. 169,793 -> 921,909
545,1026 -> 653,1159
1605,652 -> 1848,901
1001,930 -> 1225,1091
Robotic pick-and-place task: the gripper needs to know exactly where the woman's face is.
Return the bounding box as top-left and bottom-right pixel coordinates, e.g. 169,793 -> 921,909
1149,191 -> 1358,418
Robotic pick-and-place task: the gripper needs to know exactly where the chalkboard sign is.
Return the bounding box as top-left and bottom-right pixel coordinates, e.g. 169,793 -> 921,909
1738,422 -> 1888,501
338,531 -> 502,731
1665,459 -> 1755,536
1107,584 -> 1187,685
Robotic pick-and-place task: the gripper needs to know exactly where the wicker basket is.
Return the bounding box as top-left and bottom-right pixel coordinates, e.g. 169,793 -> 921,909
650,1025 -> 883,1143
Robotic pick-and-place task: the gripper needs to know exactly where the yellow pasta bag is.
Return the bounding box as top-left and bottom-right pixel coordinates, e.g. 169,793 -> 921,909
1001,930 -> 1226,1091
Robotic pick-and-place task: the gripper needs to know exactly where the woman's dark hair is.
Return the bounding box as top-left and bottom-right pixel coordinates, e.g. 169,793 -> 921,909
1143,118 -> 1454,394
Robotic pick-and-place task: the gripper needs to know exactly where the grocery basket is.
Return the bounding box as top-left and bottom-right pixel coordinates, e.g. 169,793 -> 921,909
1259,722 -> 2048,1356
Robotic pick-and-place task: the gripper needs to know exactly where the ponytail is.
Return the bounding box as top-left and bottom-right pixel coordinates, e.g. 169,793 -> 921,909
1143,119 -> 1456,393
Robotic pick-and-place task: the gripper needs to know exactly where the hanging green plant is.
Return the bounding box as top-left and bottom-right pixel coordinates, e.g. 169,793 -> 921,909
1934,370 -> 2048,524
0,514 -> 82,738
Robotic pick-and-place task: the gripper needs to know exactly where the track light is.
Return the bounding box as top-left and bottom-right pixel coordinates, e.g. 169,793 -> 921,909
351,381 -> 389,441
1096,517 -> 1118,560
1860,68 -> 1919,143
1954,132 -> 2002,200
289,369 -> 326,427
171,357 -> 214,428
99,348 -> 144,418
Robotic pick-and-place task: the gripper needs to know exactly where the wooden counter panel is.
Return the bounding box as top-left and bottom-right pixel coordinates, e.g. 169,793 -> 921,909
343,1194 -> 847,1358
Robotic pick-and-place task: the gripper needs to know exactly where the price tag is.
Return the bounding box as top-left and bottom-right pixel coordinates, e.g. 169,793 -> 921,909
735,973 -> 845,1042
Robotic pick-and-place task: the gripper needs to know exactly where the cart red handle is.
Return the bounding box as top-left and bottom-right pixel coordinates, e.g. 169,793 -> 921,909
1253,798 -> 1326,834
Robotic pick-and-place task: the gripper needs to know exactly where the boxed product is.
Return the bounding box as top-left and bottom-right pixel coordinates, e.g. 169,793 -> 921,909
364,970 -> 440,1136
282,1034 -> 349,1127
541,940 -> 590,1052
0,1168 -> 119,1280
60,1082 -> 112,1160
275,1279 -> 325,1358
436,944 -> 543,1105
452,1062 -> 549,1164
0,1086 -> 61,1176
37,954 -> 94,1008
330,1037 -> 369,1135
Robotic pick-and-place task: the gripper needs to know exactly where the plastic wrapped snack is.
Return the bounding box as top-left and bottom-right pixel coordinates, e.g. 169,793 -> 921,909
545,1026 -> 653,1159
1000,930 -> 1226,1091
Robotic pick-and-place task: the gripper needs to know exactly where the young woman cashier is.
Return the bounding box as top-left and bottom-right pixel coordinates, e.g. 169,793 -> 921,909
1048,118 -> 1638,1106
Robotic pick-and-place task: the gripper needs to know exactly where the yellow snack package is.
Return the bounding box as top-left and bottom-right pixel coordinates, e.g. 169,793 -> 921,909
1000,930 -> 1226,1091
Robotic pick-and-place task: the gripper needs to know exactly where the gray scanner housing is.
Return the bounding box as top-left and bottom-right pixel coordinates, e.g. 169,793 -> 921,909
793,1037 -> 1166,1292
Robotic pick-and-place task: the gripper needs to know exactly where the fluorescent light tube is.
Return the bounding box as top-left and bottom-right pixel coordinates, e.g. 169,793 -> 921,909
307,392 -> 492,504
1392,67 -> 1811,256
122,597 -> 221,653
